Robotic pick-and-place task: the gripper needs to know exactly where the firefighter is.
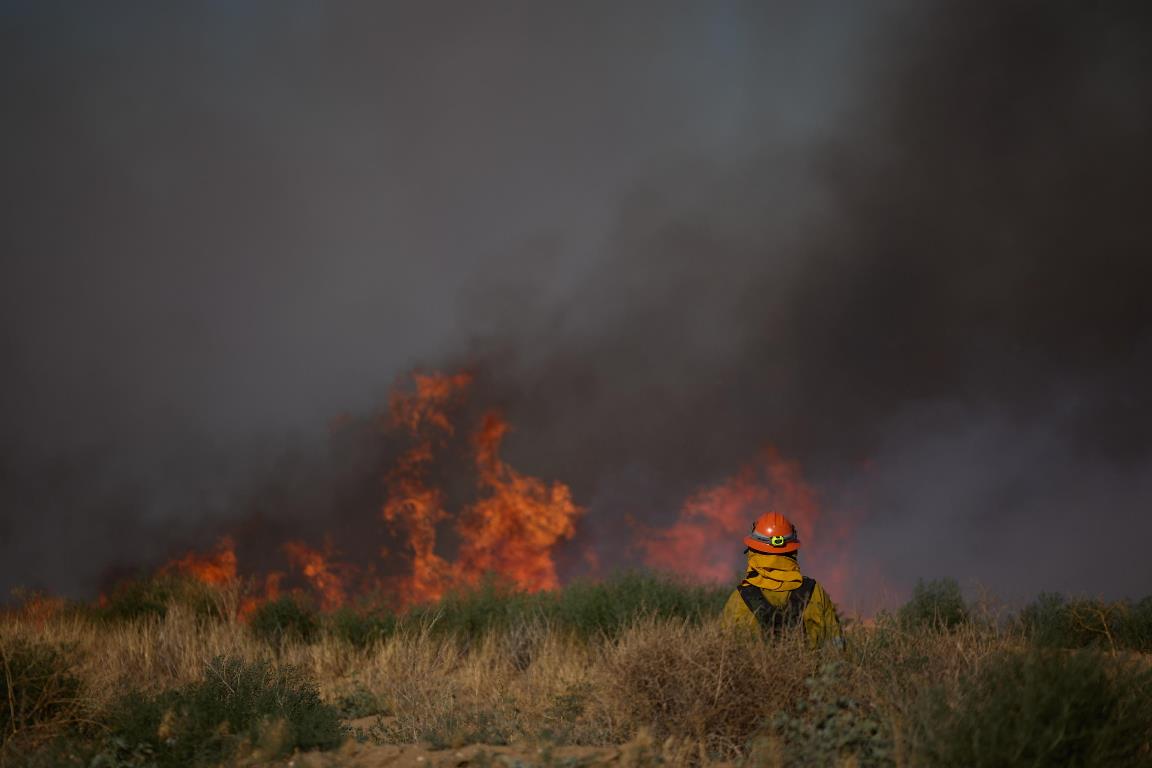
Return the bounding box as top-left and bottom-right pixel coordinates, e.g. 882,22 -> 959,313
721,511 -> 842,648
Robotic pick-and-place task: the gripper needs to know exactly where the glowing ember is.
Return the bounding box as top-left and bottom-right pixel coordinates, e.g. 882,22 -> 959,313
456,410 -> 583,591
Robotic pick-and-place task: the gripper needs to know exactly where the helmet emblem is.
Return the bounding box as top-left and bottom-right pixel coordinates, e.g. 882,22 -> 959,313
745,513 -> 801,552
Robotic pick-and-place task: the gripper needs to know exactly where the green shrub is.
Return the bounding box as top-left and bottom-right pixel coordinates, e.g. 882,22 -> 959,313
96,575 -> 226,623
548,571 -> 727,639
103,656 -> 342,767
766,662 -> 893,768
913,649 -> 1152,768
96,576 -> 174,622
898,578 -> 969,630
403,575 -> 538,643
1117,596 -> 1152,653
1018,593 -> 1152,653
400,571 -> 728,643
248,596 -> 319,645
1017,592 -> 1087,648
0,639 -> 84,750
327,607 -> 396,648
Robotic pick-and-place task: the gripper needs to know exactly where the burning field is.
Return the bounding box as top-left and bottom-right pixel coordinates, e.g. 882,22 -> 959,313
0,370 -> 895,766
100,368 -> 858,625
4,0 -> 1152,764
2,370 -> 1149,766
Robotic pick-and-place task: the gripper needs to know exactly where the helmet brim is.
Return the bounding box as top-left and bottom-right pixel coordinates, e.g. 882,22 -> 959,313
743,535 -> 801,554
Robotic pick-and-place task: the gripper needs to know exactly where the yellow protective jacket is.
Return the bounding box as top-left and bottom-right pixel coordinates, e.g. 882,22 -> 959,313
721,552 -> 842,649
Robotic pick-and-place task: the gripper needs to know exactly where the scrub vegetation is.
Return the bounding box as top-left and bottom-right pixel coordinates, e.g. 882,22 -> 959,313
1,574 -> 1150,767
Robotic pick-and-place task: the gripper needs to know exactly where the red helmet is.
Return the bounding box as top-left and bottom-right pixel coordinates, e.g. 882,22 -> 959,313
744,511 -> 801,553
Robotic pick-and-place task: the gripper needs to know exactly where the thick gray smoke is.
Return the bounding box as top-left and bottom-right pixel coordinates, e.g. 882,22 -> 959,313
471,2 -> 1152,607
2,1 -> 1150,606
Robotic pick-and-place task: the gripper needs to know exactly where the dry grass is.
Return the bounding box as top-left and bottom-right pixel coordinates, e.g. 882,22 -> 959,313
2,591 -> 1150,767
604,618 -> 815,755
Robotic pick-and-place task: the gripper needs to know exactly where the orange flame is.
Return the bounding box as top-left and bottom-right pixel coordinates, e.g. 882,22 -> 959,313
163,536 -> 238,585
238,572 -> 283,621
456,411 -> 583,591
381,371 -> 472,604
638,447 -> 823,584
131,371 -> 857,617
283,541 -> 348,611
388,371 -> 474,434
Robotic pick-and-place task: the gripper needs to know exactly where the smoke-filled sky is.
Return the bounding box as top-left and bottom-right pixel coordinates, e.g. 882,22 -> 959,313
3,1 -> 1151,607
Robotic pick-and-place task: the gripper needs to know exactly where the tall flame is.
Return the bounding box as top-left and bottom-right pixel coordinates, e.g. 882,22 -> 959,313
638,448 -> 822,584
130,372 -> 856,618
456,410 -> 583,591
381,372 -> 471,604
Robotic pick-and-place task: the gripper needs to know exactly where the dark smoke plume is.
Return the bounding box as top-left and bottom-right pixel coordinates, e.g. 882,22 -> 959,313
463,0 -> 1152,606
2,1 -> 1150,606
